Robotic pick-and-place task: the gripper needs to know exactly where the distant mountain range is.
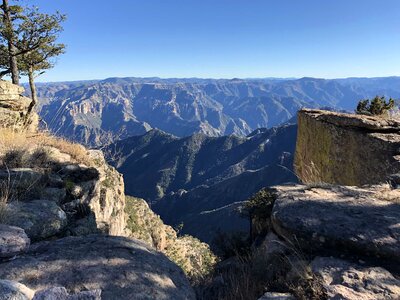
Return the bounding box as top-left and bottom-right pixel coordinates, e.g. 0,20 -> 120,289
34,76 -> 400,146
105,124 -> 297,242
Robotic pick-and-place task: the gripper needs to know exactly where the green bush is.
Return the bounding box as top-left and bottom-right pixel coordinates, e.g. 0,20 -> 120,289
240,188 -> 276,239
356,96 -> 395,116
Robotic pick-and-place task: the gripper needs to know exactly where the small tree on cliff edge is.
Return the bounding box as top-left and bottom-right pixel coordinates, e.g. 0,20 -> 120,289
0,0 -> 23,84
17,7 -> 66,114
356,96 -> 395,116
0,3 -> 66,115
239,188 -> 275,241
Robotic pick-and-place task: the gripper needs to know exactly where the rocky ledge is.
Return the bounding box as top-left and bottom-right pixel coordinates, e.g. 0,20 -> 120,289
261,183 -> 400,299
295,109 -> 400,185
271,184 -> 400,266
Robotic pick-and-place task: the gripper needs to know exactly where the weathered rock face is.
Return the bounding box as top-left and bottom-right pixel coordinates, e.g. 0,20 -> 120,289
0,235 -> 196,300
0,225 -> 30,258
311,257 -> 400,300
0,80 -> 38,132
270,184 -> 400,265
295,109 -> 400,185
86,150 -> 126,236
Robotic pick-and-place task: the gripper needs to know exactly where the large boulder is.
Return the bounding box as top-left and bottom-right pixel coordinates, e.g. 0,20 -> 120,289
311,257 -> 400,300
270,184 -> 400,264
0,280 -> 34,300
295,109 -> 400,185
0,235 -> 196,300
6,200 -> 67,241
0,224 -> 30,258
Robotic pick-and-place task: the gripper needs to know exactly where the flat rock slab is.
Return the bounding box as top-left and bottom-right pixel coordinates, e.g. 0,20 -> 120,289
271,184 -> 400,263
0,224 -> 30,258
0,235 -> 195,300
311,256 -> 400,300
7,200 -> 67,242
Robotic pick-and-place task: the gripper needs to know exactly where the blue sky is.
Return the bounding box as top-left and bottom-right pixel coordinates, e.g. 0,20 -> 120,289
17,0 -> 400,82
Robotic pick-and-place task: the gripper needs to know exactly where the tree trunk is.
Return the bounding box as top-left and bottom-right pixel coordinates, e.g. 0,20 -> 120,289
27,67 -> 37,114
2,0 -> 19,85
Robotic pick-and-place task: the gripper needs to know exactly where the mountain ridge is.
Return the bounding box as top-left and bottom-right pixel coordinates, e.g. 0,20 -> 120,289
34,76 -> 400,146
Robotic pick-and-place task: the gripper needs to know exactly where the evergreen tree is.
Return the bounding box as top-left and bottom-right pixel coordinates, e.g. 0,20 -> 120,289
0,4 -> 66,114
356,96 -> 395,116
0,0 -> 23,83
16,7 -> 65,114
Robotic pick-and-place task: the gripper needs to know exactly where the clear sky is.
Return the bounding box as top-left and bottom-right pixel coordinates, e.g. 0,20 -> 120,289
16,0 -> 400,82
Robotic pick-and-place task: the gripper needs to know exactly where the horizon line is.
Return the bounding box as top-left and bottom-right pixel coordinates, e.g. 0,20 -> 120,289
15,74 -> 400,85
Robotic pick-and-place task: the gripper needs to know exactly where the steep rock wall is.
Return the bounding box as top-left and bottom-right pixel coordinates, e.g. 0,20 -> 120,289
295,109 -> 400,185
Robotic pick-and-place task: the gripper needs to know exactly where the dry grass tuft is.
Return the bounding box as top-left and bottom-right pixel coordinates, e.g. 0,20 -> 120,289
0,128 -> 93,167
300,161 -> 323,185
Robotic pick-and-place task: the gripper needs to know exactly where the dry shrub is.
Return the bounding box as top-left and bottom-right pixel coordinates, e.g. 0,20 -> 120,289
219,257 -> 266,300
195,254 -> 266,300
2,149 -> 29,168
197,233 -> 328,300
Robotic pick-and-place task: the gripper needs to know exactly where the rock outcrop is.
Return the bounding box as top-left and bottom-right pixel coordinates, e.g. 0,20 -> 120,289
0,80 -> 38,132
0,235 -> 196,300
0,147 -> 126,240
295,109 -> 400,185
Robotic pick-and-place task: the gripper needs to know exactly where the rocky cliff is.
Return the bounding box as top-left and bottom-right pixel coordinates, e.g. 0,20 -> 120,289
0,81 -> 196,299
295,108 -> 400,185
0,134 -> 126,239
0,80 -> 38,132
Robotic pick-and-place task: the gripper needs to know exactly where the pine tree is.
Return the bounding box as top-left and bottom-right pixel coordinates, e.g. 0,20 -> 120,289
16,7 -> 66,114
